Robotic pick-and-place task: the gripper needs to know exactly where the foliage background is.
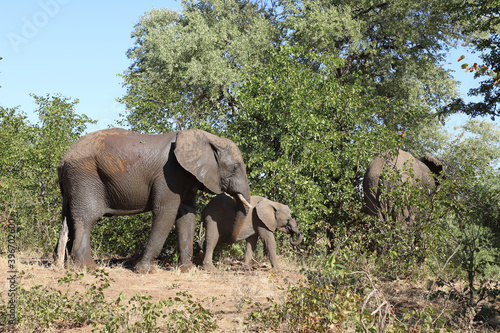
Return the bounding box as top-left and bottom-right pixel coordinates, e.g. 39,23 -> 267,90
1,0 -> 500,330
0,4 -> 499,326
0,95 -> 94,254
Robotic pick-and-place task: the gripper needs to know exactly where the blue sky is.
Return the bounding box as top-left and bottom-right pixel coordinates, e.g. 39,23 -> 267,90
0,0 -> 493,133
0,0 -> 183,132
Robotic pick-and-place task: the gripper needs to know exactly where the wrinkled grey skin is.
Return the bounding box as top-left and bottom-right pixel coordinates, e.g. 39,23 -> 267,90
53,128 -> 251,274
363,149 -> 443,220
201,194 -> 303,271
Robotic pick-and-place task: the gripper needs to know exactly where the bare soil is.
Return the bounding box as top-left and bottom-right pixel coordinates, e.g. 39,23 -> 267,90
0,255 -> 303,332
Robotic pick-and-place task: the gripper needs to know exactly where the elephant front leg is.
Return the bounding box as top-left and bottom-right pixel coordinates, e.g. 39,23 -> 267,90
135,205 -> 178,274
176,202 -> 196,272
258,227 -> 279,269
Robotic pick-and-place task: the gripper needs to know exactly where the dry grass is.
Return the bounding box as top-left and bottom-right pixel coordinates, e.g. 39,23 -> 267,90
1,253 -> 499,332
0,254 -> 302,332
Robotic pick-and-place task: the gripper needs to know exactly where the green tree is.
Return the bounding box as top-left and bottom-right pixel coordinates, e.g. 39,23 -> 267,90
0,107 -> 32,251
453,33 -> 500,119
274,0 -> 462,129
404,116 -> 451,158
444,119 -> 500,174
118,0 -> 472,251
441,119 -> 500,259
426,120 -> 500,327
119,0 -> 275,133
121,0 -> 464,135
228,45 -> 398,247
0,95 -> 95,254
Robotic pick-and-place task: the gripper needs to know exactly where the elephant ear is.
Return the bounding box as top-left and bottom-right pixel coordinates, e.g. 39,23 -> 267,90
418,154 -> 444,178
174,129 -> 221,194
255,199 -> 277,232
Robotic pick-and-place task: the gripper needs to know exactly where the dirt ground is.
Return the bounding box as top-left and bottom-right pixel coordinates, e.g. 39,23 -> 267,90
2,255 -> 499,332
0,255 -> 303,332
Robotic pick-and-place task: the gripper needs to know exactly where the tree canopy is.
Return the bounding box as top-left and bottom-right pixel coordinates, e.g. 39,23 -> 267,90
120,0 -> 465,135
446,0 -> 500,119
117,0 -> 472,242
119,0 -> 275,133
278,0 -> 461,127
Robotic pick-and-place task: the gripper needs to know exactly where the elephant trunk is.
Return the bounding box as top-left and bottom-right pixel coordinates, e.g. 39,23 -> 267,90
227,193 -> 251,243
290,231 -> 303,247
289,220 -> 303,247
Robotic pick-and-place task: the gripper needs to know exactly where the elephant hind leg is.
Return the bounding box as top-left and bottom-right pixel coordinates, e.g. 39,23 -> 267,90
244,234 -> 258,265
202,216 -> 219,272
67,195 -> 107,270
69,220 -> 98,269
70,209 -> 102,270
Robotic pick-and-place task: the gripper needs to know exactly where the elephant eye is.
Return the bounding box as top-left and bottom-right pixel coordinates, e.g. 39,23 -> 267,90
232,162 -> 240,173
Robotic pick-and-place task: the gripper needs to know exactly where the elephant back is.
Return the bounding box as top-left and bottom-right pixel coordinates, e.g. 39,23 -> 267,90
391,149 -> 424,184
202,193 -> 237,225
363,149 -> 441,217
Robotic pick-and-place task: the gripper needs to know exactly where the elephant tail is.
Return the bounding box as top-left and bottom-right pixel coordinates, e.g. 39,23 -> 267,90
53,199 -> 70,267
57,162 -> 66,197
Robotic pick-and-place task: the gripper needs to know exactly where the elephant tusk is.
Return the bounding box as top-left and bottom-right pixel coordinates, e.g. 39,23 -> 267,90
237,193 -> 253,209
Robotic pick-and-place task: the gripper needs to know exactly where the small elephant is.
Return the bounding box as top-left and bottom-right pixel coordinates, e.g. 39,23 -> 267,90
53,128 -> 252,274
201,194 -> 303,271
363,149 -> 444,220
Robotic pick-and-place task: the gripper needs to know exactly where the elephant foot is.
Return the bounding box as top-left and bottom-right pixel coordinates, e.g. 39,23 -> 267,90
179,262 -> 196,273
202,262 -> 218,272
134,260 -> 155,274
71,263 -> 98,273
72,256 -> 98,271
242,261 -> 253,270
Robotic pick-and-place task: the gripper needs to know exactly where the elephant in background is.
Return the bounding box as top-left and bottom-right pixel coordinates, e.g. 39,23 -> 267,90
201,194 -> 303,271
53,128 -> 252,274
363,149 -> 444,221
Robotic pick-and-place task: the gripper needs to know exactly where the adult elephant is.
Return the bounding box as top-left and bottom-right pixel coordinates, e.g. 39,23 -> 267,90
201,194 -> 303,271
53,128 -> 252,274
363,149 -> 443,220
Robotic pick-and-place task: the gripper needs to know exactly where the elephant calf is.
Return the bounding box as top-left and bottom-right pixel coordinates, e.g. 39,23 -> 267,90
201,194 -> 303,271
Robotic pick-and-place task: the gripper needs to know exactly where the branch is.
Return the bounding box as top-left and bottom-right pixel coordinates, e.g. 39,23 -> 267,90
353,2 -> 390,19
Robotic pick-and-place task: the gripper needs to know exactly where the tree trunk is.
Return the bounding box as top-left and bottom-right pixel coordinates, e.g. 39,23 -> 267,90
53,217 -> 69,267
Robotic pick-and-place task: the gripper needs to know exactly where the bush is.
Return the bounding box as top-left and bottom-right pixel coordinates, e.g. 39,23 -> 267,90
0,95 -> 95,256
